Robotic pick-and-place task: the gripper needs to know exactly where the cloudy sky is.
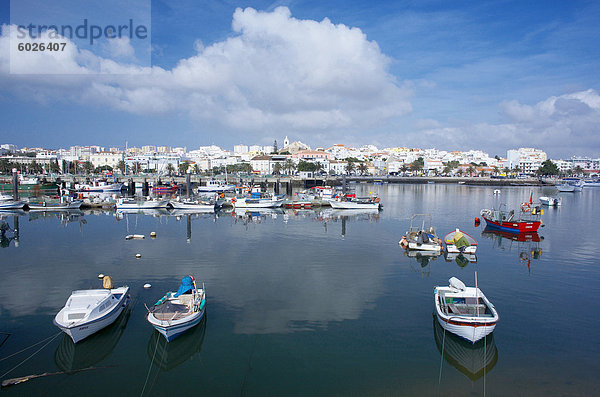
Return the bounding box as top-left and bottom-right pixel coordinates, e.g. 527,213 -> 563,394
1,0 -> 599,158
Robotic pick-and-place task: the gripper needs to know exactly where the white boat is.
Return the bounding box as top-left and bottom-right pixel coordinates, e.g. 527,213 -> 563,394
329,196 -> 381,210
0,193 -> 27,209
54,286 -> 130,343
147,276 -> 206,342
232,194 -> 285,209
556,178 -> 583,192
399,214 -> 443,252
444,228 -> 477,254
539,196 -> 561,206
76,179 -> 123,192
168,197 -> 215,212
27,198 -> 83,211
197,180 -> 235,193
583,179 -> 600,187
116,198 -> 170,209
434,276 -> 499,343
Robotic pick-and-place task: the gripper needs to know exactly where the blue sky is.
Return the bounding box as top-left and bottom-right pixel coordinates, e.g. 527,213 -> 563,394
1,0 -> 599,158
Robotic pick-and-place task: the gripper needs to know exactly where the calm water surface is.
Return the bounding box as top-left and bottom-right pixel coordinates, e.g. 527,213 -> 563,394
1,184 -> 598,396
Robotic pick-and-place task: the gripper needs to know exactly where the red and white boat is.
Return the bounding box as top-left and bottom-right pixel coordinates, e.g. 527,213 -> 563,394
480,201 -> 542,233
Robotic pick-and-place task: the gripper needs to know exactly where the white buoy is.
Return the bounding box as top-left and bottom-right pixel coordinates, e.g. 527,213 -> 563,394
150,232 -> 157,238
98,273 -> 105,279
136,253 -> 142,258
143,283 -> 151,289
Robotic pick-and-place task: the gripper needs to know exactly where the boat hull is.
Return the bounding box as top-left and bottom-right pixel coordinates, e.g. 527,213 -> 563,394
446,244 -> 477,254
0,200 -> 27,209
481,216 -> 541,233
148,307 -> 205,342
169,201 -> 215,212
435,314 -> 497,344
116,200 -> 170,209
234,199 -> 284,208
329,200 -> 380,210
54,289 -> 130,344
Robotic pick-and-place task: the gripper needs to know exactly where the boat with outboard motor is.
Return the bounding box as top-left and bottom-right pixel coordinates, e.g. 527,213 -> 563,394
434,275 -> 499,343
197,180 -> 235,193
168,196 -> 215,212
399,214 -> 443,252
444,228 -> 477,254
116,197 -> 170,210
147,275 -> 206,342
329,195 -> 381,210
556,178 -> 583,192
539,196 -> 561,206
54,277 -> 130,343
480,201 -> 543,233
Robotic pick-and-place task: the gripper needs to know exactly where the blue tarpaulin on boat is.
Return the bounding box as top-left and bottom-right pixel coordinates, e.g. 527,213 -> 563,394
174,276 -> 194,297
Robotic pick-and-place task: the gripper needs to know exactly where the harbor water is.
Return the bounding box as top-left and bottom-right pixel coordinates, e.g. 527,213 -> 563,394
0,184 -> 598,396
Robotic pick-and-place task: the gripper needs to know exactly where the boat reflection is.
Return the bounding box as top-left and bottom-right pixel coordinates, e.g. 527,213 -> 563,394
147,316 -> 207,371
232,208 -> 285,223
433,315 -> 498,381
444,252 -> 477,268
480,227 -> 543,271
406,250 -> 441,276
54,307 -> 131,371
116,208 -> 171,218
316,208 -> 381,221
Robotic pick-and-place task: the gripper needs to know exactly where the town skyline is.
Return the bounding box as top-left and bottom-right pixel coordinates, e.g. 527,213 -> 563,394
1,2 -> 600,158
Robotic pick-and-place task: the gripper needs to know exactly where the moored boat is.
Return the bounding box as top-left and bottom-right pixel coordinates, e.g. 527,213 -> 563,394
27,198 -> 83,211
0,193 -> 27,209
197,180 -> 235,193
399,214 -> 443,252
152,183 -> 180,194
480,202 -> 543,233
444,228 -> 477,254
76,179 -> 123,193
329,196 -> 381,210
556,178 -> 583,192
116,197 -> 170,209
539,196 -> 561,206
232,191 -> 285,209
147,276 -> 206,342
168,197 -> 215,212
54,281 -> 130,343
434,276 -> 499,343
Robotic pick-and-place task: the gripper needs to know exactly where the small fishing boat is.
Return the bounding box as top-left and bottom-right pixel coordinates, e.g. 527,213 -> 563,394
232,192 -> 285,209
329,196 -> 381,210
480,201 -> 543,233
539,196 -> 561,206
27,198 -> 83,211
116,198 -> 170,209
399,214 -> 443,252
152,183 -> 180,194
0,193 -> 27,209
76,179 -> 123,193
197,180 -> 235,193
556,178 -> 583,192
434,276 -> 499,343
54,281 -> 130,343
168,197 -> 215,212
147,276 -> 206,342
444,229 -> 477,254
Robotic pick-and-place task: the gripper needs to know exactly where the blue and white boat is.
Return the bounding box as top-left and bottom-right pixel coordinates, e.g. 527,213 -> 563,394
147,276 -> 206,342
556,178 -> 584,192
54,285 -> 130,343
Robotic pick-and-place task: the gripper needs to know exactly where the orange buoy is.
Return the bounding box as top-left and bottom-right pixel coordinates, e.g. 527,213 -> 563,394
474,217 -> 480,226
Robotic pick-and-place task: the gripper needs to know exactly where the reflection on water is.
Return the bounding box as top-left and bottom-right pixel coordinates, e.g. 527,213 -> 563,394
147,316 -> 207,371
406,250 -> 441,276
480,227 -> 543,271
433,315 -> 498,381
444,252 -> 477,268
54,307 -> 131,371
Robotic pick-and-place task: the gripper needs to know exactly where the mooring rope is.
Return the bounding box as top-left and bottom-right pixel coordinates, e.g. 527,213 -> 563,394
140,332 -> 160,397
0,331 -> 62,380
0,331 -> 62,363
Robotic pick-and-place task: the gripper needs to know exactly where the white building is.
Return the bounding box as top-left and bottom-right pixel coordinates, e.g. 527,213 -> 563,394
506,148 -> 547,174
234,145 -> 249,155
90,152 -> 123,170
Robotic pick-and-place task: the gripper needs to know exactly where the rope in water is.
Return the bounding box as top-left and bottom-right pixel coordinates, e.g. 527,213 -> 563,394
0,331 -> 63,380
140,330 -> 160,397
0,331 -> 62,363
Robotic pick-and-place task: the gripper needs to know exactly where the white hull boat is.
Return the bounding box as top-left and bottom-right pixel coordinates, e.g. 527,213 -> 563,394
116,198 -> 170,210
54,286 -> 130,343
399,214 -> 443,252
197,180 -> 235,193
28,200 -> 83,211
0,200 -> 27,209
169,199 -> 215,212
539,196 -> 561,206
557,178 -> 583,192
77,181 -> 123,192
444,229 -> 478,254
233,197 -> 284,209
434,277 -> 498,343
329,198 -> 381,210
147,276 -> 206,342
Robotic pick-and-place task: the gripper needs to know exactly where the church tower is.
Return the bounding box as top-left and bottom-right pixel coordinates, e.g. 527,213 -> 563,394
283,136 -> 290,148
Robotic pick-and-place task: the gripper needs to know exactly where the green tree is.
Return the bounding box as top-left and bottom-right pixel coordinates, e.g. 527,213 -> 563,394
536,160 -> 560,176
284,159 -> 296,175
179,161 -> 191,175
166,163 -> 176,176
357,163 -> 368,175
492,166 -> 499,176
49,159 -> 60,173
457,168 -> 464,177
273,162 -> 282,175
400,164 -> 409,175
94,165 -> 113,173
573,165 -> 584,176
314,162 -> 324,174
410,157 -> 424,175
117,160 -> 127,174
82,161 -> 94,174
466,165 -> 475,177
192,164 -> 201,174
29,160 -> 43,174
346,161 -> 356,175
297,161 -> 317,172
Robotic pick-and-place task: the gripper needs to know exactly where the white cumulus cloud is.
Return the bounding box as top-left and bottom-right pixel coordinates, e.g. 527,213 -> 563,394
0,7 -> 412,140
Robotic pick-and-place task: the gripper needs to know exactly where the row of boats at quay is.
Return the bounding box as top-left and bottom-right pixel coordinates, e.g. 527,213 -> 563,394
54,275 -> 206,344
